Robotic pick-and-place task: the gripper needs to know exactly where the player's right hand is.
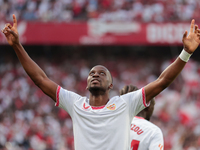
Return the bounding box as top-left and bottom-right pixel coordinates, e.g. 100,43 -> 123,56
1,14 -> 19,46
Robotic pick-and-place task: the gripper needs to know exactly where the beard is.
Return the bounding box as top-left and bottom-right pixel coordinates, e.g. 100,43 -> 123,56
88,86 -> 106,96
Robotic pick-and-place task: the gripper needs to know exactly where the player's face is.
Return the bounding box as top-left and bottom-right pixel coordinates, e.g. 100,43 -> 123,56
87,65 -> 112,94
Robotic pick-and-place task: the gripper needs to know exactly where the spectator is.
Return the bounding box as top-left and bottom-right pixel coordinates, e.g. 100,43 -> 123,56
1,0 -> 200,22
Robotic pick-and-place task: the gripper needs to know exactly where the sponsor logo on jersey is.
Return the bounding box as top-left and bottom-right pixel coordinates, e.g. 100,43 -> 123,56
83,103 -> 90,110
106,104 -> 116,110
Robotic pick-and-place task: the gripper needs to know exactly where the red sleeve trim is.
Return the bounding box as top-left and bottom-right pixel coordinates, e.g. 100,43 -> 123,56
55,86 -> 61,107
142,88 -> 147,107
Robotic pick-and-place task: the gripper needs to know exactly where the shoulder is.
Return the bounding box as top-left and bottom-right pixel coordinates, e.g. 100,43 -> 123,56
110,96 -> 121,101
119,88 -> 143,100
145,120 -> 163,136
109,95 -> 126,105
58,86 -> 85,103
60,86 -> 82,97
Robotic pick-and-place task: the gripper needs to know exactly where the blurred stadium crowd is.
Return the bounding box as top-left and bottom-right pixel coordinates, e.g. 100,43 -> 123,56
0,47 -> 200,150
0,0 -> 200,22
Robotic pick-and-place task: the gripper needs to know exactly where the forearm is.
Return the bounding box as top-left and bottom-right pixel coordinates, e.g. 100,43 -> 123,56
145,55 -> 187,102
158,57 -> 186,86
12,43 -> 48,86
2,14 -> 59,101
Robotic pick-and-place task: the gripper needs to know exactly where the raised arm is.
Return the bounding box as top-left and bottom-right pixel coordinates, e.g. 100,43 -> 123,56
145,19 -> 200,103
1,14 -> 58,102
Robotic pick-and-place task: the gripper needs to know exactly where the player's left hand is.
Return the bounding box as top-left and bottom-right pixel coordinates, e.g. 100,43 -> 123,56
1,14 -> 19,46
182,19 -> 200,54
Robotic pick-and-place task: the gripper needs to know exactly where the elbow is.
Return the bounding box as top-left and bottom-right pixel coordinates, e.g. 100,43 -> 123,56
33,76 -> 47,88
34,80 -> 42,87
34,79 -> 43,88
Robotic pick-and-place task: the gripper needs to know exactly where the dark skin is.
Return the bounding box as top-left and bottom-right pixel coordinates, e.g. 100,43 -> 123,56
86,65 -> 113,106
120,85 -> 155,121
1,14 -> 200,106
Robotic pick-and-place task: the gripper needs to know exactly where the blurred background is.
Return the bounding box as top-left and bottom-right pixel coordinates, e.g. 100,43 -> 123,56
0,0 -> 200,150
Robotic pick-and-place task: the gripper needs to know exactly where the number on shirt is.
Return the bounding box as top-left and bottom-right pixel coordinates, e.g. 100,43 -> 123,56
131,140 -> 140,150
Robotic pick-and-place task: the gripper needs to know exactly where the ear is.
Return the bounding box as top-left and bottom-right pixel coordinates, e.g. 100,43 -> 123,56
108,83 -> 113,90
86,86 -> 88,90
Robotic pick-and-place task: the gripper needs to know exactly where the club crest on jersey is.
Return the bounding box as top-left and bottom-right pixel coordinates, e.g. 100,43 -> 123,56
83,103 -> 90,110
106,104 -> 116,110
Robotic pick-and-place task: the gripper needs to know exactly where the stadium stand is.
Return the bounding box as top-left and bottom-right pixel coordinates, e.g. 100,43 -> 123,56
0,0 -> 200,22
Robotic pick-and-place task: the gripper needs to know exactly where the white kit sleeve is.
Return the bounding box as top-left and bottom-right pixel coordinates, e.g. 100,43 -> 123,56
120,87 -> 150,120
55,85 -> 82,117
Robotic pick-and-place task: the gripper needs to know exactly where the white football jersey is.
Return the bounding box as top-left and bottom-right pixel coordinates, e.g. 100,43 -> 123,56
130,116 -> 164,150
55,86 -> 149,150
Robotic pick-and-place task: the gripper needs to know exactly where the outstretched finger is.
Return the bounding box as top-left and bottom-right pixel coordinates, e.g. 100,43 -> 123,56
190,19 -> 195,33
13,14 -> 17,28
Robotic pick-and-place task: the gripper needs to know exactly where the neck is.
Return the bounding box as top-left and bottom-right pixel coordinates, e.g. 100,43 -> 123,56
137,112 -> 146,119
89,94 -> 109,106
